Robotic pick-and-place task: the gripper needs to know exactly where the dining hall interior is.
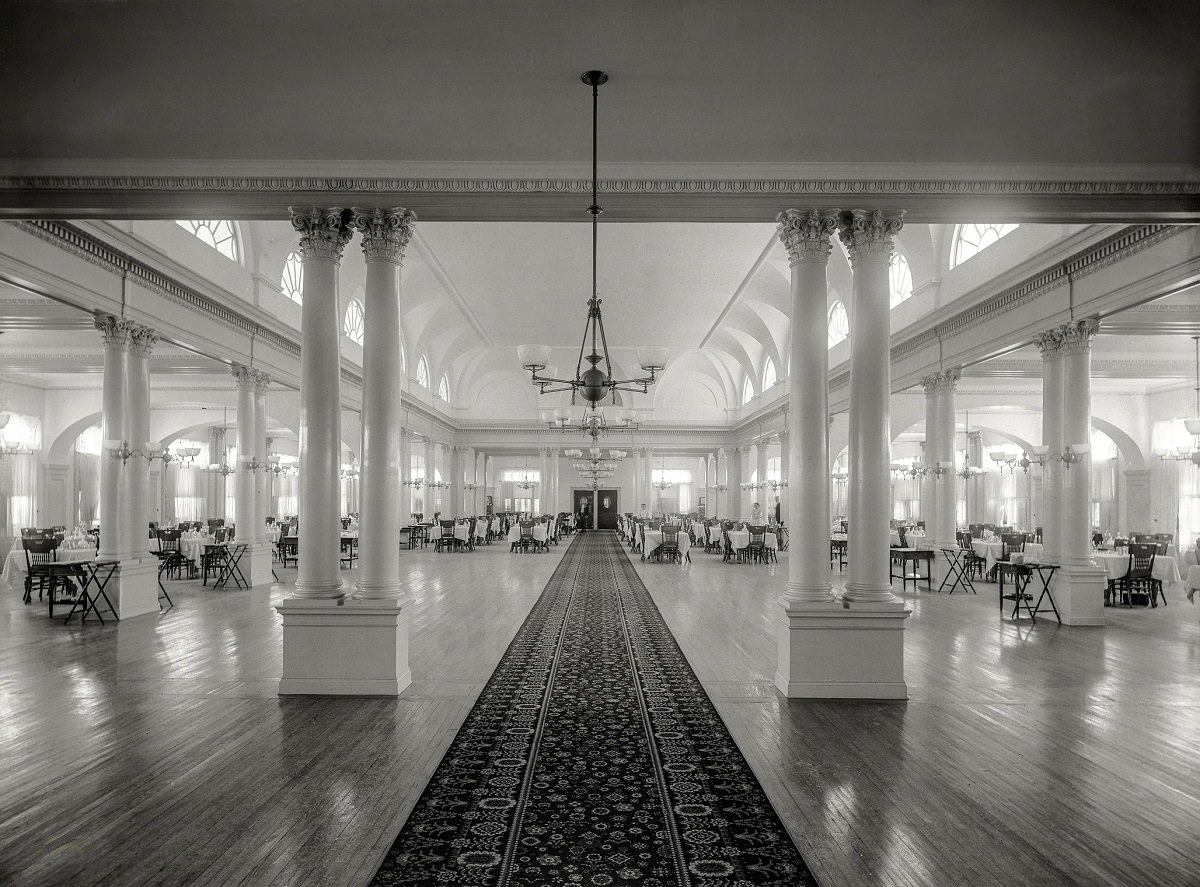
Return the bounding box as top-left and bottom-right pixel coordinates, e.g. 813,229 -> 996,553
2,3 -> 1199,885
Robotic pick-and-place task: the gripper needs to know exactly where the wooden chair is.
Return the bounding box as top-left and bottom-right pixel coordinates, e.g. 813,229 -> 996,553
957,531 -> 986,581
1113,543 -> 1161,607
277,535 -> 299,569
340,534 -> 359,567
22,537 -> 61,605
156,528 -> 188,580
747,525 -> 767,564
830,537 -> 847,571
516,521 -> 535,553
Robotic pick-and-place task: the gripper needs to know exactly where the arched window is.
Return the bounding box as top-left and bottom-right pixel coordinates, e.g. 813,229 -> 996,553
176,220 -> 240,262
762,356 -> 777,391
950,223 -> 1019,268
889,253 -> 913,307
280,251 -> 303,304
828,301 -> 849,348
416,356 -> 430,388
438,373 -> 450,402
343,299 -> 364,345
742,375 -> 755,405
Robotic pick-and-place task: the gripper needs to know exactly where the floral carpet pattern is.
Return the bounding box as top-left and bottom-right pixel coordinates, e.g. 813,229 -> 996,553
371,532 -> 815,886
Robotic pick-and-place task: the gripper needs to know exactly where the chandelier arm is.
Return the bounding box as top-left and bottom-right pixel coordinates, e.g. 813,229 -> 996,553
595,300 -> 616,394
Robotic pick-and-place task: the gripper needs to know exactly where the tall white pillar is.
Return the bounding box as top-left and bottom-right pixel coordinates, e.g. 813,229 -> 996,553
96,315 -> 132,562
755,438 -> 768,521
550,448 -> 560,516
233,365 -> 257,544
727,447 -> 742,518
1036,329 -> 1065,565
400,428 -> 411,522
778,430 -> 789,524
715,448 -> 726,518
1052,319 -> 1107,625
424,437 -> 435,518
921,369 -> 960,583
254,372 -> 270,541
291,207 -> 352,599
209,425 -> 228,522
777,208 -> 837,603
126,324 -> 156,558
352,206 -> 416,600
841,210 -> 904,604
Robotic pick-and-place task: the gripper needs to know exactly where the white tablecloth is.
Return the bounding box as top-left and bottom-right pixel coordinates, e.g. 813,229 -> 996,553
508,524 -> 549,544
2,540 -> 95,585
971,540 -> 1043,575
180,534 -> 217,564
1183,551 -> 1200,602
690,522 -> 706,542
727,529 -> 778,552
642,530 -> 691,560
1094,551 -> 1182,588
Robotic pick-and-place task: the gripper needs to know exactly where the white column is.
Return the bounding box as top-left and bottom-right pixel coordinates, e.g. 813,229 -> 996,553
778,430 -> 789,524
715,448 -> 726,518
96,315 -> 132,561
126,324 -> 157,558
291,206 -> 352,599
352,206 -> 416,600
550,448 -> 560,516
727,447 -> 741,518
233,364 -> 257,544
254,372 -> 270,540
1060,319 -> 1099,567
777,208 -> 838,602
424,437 -> 435,518
1036,329 -> 1065,564
921,369 -> 960,582
400,428 -> 411,522
840,210 -> 904,603
755,438 -> 768,521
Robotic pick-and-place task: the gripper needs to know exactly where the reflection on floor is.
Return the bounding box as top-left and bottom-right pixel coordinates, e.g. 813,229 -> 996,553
2,534 -> 1198,886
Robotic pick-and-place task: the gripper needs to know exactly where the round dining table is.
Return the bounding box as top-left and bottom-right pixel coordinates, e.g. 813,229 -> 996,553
642,529 -> 691,562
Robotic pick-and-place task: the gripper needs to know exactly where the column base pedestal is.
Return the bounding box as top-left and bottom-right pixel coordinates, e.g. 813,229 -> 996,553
243,542 -> 276,588
1052,563 -> 1108,626
276,597 -> 411,695
775,598 -> 911,699
112,558 -> 161,620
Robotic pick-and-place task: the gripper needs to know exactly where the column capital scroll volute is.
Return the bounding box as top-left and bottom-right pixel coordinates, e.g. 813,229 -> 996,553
251,369 -> 272,392
776,208 -> 840,265
1034,328 -> 1066,359
128,324 -> 158,357
837,209 -> 905,268
351,207 -> 417,264
289,207 -> 354,262
1058,318 -> 1099,356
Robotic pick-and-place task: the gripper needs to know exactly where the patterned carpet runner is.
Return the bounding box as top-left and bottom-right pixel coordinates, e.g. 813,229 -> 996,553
371,532 -> 815,886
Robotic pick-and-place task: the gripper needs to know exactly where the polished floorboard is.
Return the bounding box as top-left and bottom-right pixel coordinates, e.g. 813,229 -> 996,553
2,534 -> 1199,886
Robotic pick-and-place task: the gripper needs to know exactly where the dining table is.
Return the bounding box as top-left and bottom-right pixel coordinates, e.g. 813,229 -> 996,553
642,529 -> 691,562
1182,548 -> 1199,603
726,528 -> 779,556
507,523 -> 549,546
1094,550 -> 1183,591
2,539 -> 96,587
971,539 -> 1044,575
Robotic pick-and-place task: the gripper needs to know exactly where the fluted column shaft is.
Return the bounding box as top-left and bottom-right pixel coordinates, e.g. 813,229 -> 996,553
1060,319 -> 1098,566
755,437 -> 768,516
254,373 -> 270,541
350,207 -> 416,599
778,209 -> 838,601
400,429 -> 411,521
209,426 -> 227,520
291,207 -> 352,598
424,438 -> 435,516
96,316 -> 132,561
1036,330 -> 1065,564
233,365 -> 257,544
126,325 -> 156,557
715,448 -> 726,518
841,210 -> 904,603
778,430 -> 789,523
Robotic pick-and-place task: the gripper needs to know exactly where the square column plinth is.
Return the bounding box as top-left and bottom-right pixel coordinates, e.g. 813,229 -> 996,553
276,597 -> 411,696
775,599 -> 912,699
112,558 -> 161,620
243,543 -> 276,588
1052,565 -> 1108,626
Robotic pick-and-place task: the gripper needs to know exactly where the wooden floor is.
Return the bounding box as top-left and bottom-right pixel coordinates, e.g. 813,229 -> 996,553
2,535 -> 1199,886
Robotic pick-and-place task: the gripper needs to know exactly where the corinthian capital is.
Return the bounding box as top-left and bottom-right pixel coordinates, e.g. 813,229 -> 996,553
351,206 -> 418,263
837,209 -> 905,267
95,314 -> 135,348
289,207 -> 353,262
1058,318 -> 1099,356
129,323 -> 159,356
919,368 -> 961,395
231,363 -> 255,388
776,209 -> 840,264
251,369 -> 272,392
1034,328 -> 1065,359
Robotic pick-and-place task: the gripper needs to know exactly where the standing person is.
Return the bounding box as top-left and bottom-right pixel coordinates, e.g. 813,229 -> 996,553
751,501 -> 763,523
638,503 -> 650,519
578,494 -> 591,532
773,496 -> 781,525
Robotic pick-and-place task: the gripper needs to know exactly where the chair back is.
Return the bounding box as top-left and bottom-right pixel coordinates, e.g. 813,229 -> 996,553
1091,532 -> 1104,548
157,528 -> 182,551
956,530 -> 973,550
968,523 -> 984,538
999,533 -> 1025,561
748,525 -> 766,546
895,527 -> 908,548
23,537 -> 58,570
1127,542 -> 1156,579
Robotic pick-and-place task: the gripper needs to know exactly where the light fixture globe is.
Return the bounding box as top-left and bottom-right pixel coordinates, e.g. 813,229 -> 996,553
581,358 -> 608,404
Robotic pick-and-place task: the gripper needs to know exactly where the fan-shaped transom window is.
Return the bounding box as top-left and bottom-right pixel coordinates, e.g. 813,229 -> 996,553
280,251 -> 303,304
890,254 -> 913,307
176,220 -> 240,262
343,299 -> 364,345
438,373 -> 450,402
416,356 -> 430,388
762,357 -> 777,391
742,376 -> 755,405
828,301 -> 849,348
950,223 -> 1019,268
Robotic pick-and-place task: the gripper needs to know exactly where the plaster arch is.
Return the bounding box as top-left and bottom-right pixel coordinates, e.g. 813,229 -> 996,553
48,412 -> 103,465
1091,416 -> 1145,470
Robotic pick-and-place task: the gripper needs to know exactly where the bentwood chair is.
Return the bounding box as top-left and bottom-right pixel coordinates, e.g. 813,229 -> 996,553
1114,543 -> 1161,607
747,525 -> 767,564
22,537 -> 60,604
659,524 -> 682,564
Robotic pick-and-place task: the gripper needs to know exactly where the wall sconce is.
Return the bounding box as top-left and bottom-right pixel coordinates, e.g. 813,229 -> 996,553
927,461 -> 955,478
104,439 -> 155,465
712,483 -> 728,492
1058,443 -> 1090,469
402,476 -> 424,488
